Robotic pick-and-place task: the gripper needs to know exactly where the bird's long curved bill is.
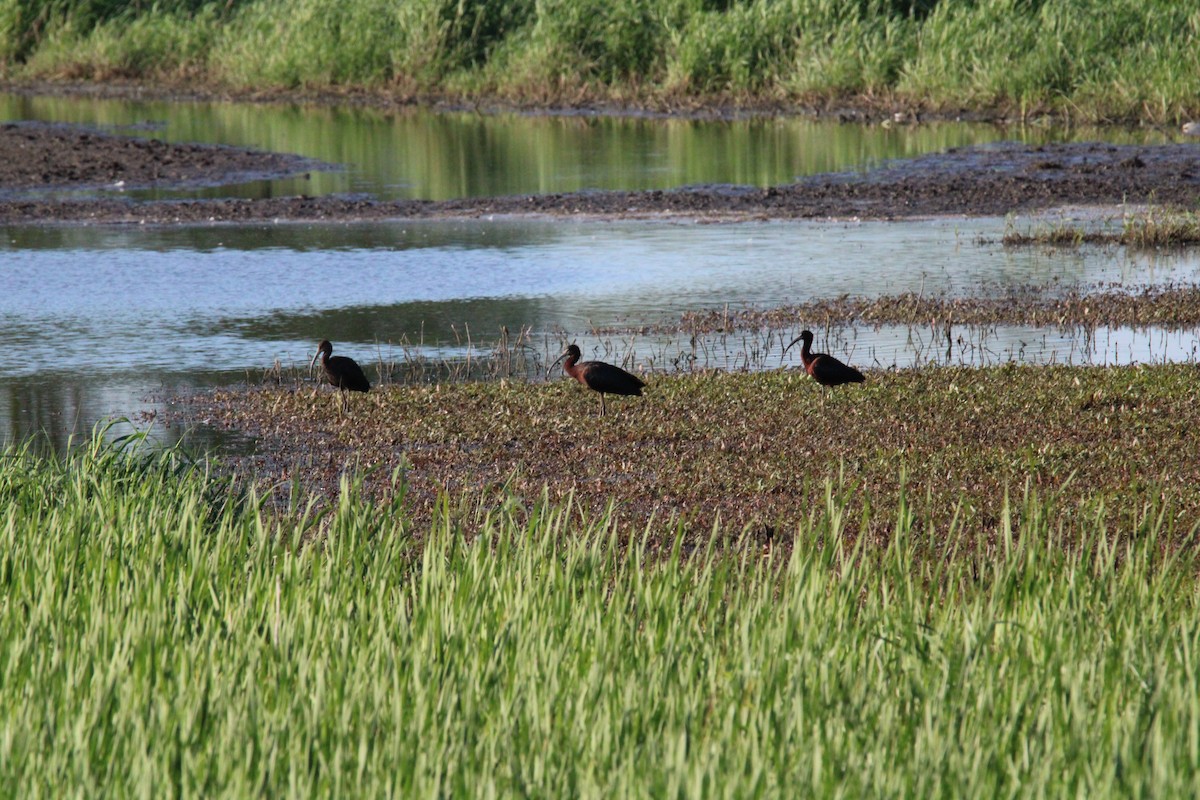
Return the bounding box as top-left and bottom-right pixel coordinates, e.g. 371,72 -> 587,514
782,336 -> 803,354
308,350 -> 320,376
546,351 -> 567,379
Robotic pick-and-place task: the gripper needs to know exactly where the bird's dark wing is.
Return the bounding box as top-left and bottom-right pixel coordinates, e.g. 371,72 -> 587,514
581,361 -> 645,396
327,356 -> 371,392
811,355 -> 865,386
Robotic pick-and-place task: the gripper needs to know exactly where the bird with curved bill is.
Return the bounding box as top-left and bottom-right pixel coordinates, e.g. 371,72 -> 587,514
783,330 -> 865,388
310,339 -> 370,412
549,344 -> 645,416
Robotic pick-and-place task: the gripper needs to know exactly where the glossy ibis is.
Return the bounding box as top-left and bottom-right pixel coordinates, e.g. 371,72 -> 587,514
783,330 -> 865,387
309,339 -> 370,411
549,344 -> 645,416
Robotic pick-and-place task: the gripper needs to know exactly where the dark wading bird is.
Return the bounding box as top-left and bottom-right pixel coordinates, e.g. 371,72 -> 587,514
310,339 -> 370,411
784,330 -> 865,388
549,344 -> 645,416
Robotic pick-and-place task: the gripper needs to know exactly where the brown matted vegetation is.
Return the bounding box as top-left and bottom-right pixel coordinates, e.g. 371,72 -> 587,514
178,362 -> 1200,546
630,286 -> 1200,335
0,121 -> 323,191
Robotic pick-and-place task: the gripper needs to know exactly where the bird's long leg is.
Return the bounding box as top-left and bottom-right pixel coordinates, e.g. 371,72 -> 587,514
600,393 -> 607,417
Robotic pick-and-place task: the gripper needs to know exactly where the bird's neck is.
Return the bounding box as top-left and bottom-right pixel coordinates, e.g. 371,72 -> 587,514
563,354 -> 589,385
800,339 -> 815,367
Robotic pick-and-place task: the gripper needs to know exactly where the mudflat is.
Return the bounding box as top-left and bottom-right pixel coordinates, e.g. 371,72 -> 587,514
0,121 -> 323,194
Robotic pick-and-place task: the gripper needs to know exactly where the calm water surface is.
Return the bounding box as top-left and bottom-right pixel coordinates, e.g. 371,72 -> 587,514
0,92 -> 1174,201
1,93 -> 1196,451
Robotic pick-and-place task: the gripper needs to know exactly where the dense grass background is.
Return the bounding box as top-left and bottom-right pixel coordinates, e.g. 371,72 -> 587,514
2,0 -> 1198,122
3,431 -> 1200,795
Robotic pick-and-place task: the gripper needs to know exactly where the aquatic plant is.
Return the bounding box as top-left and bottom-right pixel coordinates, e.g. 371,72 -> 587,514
1003,207 -> 1200,248
661,285 -> 1200,333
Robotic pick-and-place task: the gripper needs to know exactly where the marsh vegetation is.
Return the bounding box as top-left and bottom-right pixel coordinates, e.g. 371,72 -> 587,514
3,427 -> 1200,796
185,360 -> 1200,542
1004,207 -> 1200,248
5,5 -> 1200,789
3,0 -> 1199,123
657,285 -> 1200,334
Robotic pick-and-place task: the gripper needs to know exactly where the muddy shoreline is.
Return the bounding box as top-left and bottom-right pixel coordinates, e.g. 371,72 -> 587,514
2,114 -> 1200,223
0,121 -> 327,193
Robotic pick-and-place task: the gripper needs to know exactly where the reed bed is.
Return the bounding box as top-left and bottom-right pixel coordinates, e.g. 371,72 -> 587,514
3,431 -> 1200,796
5,0 -> 1200,123
250,302 -> 1199,400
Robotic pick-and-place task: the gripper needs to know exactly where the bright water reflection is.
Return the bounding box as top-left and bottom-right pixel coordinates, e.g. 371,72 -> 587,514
3,217 -> 1200,451
0,92 -> 1174,202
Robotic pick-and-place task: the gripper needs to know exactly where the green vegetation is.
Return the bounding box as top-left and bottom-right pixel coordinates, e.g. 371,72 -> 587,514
3,0 -> 1199,123
1004,207 -> 1200,248
3,428 -> 1200,796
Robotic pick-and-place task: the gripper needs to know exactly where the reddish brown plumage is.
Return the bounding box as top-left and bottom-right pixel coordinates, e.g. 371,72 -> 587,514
785,330 -> 865,387
551,344 -> 645,415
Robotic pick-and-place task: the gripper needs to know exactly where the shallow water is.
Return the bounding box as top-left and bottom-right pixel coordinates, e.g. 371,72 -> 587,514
2,93 -> 1197,452
4,215 -> 1200,451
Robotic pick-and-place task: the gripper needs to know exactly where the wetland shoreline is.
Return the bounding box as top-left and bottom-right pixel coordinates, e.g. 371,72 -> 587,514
7,74 -> 1200,797
3,117 -> 1200,224
7,93 -> 1200,502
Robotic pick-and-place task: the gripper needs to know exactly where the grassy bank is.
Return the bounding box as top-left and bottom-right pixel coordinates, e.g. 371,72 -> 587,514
2,432 -> 1200,795
2,0 -> 1198,123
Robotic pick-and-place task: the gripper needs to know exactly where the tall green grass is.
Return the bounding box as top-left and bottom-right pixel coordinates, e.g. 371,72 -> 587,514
3,431 -> 1200,795
3,0 -> 1198,122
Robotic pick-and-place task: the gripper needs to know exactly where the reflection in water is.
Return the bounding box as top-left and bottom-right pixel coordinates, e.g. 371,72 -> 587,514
0,371 -> 270,455
0,92 -> 1174,202
0,374 -> 179,454
2,379 -> 88,449
234,297 -> 558,355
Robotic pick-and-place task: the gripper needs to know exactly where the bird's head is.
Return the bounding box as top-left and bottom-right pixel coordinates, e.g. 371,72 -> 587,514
309,339 -> 333,373
547,344 -> 582,376
783,329 -> 815,354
